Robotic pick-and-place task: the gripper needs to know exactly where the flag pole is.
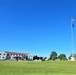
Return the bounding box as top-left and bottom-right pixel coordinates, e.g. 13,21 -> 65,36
71,17 -> 75,60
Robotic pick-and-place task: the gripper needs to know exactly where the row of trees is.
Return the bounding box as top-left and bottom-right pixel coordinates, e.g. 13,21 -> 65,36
33,51 -> 67,61
49,51 -> 67,61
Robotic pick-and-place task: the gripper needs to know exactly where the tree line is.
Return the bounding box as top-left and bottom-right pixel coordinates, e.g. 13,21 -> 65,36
49,51 -> 67,61
50,51 -> 76,61
33,51 -> 67,61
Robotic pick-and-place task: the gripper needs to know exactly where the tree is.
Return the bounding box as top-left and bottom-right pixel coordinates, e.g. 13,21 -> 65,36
50,51 -> 57,61
33,55 -> 39,60
58,54 -> 66,60
39,57 -> 43,60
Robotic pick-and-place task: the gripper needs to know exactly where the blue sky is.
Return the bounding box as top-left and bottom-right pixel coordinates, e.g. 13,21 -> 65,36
0,0 -> 76,58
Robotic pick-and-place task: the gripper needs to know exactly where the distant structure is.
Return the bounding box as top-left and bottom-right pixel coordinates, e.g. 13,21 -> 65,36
0,51 -> 33,61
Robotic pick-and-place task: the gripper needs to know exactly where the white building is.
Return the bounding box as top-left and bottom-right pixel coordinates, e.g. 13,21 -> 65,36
0,51 -> 7,60
0,51 -> 33,60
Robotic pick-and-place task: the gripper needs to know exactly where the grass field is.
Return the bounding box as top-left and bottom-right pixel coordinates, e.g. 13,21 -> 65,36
0,61 -> 76,75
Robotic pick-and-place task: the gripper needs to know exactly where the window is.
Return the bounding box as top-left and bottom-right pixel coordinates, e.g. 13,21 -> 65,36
7,54 -> 9,55
0,53 -> 1,55
3,57 -> 4,58
4,54 -> 5,55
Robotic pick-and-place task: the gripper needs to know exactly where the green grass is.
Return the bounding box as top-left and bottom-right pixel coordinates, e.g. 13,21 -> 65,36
0,61 -> 76,75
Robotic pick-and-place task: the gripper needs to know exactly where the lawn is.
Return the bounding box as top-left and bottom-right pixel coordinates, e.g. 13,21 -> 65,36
0,61 -> 76,75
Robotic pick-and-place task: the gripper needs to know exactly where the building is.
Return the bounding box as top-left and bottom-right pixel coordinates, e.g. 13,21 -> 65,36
0,51 -> 33,60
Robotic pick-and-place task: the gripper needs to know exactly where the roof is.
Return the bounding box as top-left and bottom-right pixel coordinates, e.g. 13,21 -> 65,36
4,51 -> 28,56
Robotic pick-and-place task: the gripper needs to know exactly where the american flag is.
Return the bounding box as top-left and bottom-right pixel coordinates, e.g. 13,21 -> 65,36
72,18 -> 75,27
72,18 -> 75,22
